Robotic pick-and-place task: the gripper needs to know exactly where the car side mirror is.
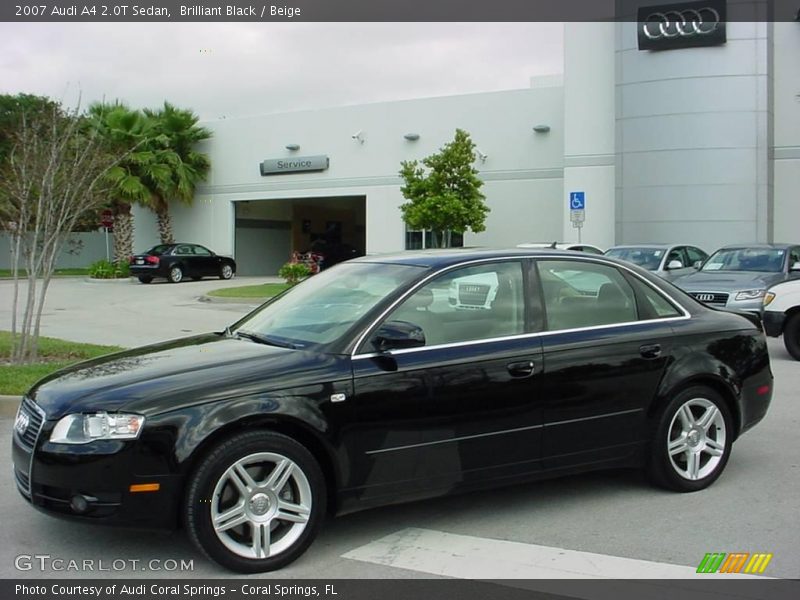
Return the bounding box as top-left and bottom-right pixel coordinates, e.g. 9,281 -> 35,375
693,260 -> 703,270
372,320 -> 426,352
667,260 -> 684,270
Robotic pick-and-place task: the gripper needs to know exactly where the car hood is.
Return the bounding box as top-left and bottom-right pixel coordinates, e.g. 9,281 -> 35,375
673,271 -> 784,291
28,333 -> 342,419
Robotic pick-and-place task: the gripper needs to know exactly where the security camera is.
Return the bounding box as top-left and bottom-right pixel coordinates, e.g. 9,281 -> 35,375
476,149 -> 488,162
351,130 -> 364,143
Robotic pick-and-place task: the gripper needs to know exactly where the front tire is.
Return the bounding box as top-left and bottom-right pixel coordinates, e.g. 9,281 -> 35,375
185,431 -> 326,573
646,386 -> 733,492
137,276 -> 153,284
168,265 -> 183,284
783,313 -> 800,360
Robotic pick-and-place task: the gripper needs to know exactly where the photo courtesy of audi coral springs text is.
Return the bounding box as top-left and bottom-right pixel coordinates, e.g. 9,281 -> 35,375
12,249 -> 773,572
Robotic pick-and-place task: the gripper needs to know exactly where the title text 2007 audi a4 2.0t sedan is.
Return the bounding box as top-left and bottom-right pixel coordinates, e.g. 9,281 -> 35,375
12,249 -> 773,572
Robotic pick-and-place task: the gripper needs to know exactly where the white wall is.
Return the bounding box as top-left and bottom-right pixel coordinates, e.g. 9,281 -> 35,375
773,22 -> 800,243
563,21 -> 616,249
178,88 -> 565,260
615,18 -> 772,252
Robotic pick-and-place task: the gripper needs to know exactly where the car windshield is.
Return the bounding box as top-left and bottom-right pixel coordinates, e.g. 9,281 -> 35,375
604,248 -> 664,271
232,262 -> 424,347
147,244 -> 173,255
701,248 -> 786,273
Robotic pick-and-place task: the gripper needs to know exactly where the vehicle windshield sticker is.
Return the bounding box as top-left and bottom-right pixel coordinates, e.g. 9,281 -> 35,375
705,263 -> 723,270
654,251 -> 663,257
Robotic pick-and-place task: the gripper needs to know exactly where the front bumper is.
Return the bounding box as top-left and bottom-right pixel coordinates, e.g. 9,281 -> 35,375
11,401 -> 181,529
762,311 -> 786,337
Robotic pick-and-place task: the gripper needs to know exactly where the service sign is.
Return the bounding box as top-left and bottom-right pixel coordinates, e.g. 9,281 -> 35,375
260,155 -> 330,176
637,0 -> 727,51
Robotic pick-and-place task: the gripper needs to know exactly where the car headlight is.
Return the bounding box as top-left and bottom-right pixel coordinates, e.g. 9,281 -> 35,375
763,292 -> 776,307
735,289 -> 766,301
50,412 -> 145,444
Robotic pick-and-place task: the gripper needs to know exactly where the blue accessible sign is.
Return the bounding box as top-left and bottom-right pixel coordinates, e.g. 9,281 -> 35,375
569,191 -> 585,210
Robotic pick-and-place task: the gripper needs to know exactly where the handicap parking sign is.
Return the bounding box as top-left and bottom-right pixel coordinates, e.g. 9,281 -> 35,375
569,191 -> 585,210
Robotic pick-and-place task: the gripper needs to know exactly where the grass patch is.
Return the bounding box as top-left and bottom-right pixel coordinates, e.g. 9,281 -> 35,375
0,268 -> 90,277
207,282 -> 291,299
0,331 -> 124,395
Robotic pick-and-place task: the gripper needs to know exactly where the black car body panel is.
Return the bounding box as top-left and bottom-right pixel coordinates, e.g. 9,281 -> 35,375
12,249 -> 773,530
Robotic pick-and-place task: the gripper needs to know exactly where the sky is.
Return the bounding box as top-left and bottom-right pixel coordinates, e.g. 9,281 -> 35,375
0,23 -> 563,121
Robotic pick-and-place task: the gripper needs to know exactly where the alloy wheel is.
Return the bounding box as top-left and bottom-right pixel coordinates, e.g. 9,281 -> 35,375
210,452 -> 312,560
667,397 -> 727,480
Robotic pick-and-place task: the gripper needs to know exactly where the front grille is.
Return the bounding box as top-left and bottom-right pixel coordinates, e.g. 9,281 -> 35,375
691,292 -> 729,305
14,397 -> 45,498
15,397 -> 45,452
458,283 -> 490,307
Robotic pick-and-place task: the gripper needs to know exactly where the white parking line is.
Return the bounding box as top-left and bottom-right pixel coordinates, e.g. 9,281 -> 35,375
342,528 -> 766,580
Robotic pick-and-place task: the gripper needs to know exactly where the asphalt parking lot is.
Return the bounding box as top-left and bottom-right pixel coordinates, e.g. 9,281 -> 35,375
0,277 -> 798,580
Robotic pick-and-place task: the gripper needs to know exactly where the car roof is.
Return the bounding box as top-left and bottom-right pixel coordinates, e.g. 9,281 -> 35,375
606,243 -> 680,250
716,243 -> 796,250
351,247 -> 611,269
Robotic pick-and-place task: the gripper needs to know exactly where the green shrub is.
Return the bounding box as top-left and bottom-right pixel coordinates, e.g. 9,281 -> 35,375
278,261 -> 312,286
88,259 -> 130,279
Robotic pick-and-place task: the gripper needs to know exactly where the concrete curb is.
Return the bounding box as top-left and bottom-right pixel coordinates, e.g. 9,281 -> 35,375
83,277 -> 136,284
199,294 -> 271,304
0,395 -> 22,417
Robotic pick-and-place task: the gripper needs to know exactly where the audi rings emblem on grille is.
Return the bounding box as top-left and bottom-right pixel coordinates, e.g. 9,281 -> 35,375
14,410 -> 30,436
694,294 -> 716,302
642,8 -> 721,39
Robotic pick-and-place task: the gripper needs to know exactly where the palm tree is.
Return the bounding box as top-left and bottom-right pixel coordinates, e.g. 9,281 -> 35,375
88,102 -> 171,263
143,103 -> 211,243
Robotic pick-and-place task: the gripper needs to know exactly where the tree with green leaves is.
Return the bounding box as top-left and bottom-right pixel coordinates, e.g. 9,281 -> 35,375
399,128 -> 489,248
142,102 -> 212,244
88,102 -> 172,262
0,100 -> 125,363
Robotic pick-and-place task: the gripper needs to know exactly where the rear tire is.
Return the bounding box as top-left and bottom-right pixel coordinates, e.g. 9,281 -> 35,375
220,264 -> 234,280
646,386 -> 733,492
138,276 -> 153,284
185,431 -> 326,573
168,265 -> 183,284
783,313 -> 800,361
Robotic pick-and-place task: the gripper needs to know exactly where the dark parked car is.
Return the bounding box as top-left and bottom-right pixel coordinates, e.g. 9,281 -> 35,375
13,249 -> 772,573
129,243 -> 236,284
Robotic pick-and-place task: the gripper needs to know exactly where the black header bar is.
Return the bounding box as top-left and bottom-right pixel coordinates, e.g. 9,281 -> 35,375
2,0 -> 799,22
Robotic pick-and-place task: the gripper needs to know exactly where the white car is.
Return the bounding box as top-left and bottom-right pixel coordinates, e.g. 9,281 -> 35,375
763,279 -> 800,360
448,272 -> 499,310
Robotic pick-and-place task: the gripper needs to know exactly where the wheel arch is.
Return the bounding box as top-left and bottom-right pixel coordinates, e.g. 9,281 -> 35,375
178,414 -> 341,518
651,365 -> 742,441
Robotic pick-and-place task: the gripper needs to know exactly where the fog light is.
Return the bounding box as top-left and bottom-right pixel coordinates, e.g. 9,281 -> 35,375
69,495 -> 90,513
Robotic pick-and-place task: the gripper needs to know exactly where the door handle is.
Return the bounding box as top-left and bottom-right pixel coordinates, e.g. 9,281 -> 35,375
507,360 -> 535,378
639,344 -> 662,359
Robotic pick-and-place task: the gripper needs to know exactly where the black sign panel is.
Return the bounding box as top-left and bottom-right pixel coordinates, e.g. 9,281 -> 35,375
637,0 -> 727,51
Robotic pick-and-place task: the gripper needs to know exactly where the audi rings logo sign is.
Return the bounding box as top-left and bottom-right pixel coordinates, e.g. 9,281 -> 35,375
694,294 -> 716,302
638,0 -> 726,51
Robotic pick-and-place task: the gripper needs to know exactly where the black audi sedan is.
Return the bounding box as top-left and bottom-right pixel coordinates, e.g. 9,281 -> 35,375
12,249 -> 772,572
129,243 -> 236,283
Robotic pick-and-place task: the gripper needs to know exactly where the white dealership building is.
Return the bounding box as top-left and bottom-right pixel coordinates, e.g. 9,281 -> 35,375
131,14 -> 800,276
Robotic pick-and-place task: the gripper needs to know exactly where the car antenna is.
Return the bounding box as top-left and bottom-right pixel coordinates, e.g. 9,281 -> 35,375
550,241 -> 557,248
